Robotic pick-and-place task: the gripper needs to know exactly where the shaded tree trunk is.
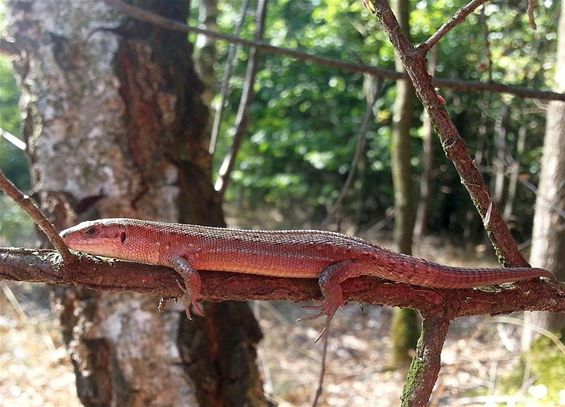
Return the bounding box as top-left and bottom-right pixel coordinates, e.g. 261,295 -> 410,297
389,0 -> 419,367
523,0 -> 565,345
493,104 -> 509,209
7,1 -> 266,405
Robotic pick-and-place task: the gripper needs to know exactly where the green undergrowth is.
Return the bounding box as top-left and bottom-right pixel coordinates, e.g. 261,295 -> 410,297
496,334 -> 565,406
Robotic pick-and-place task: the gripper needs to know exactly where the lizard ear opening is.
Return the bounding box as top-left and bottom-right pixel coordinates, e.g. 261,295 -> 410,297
120,231 -> 127,243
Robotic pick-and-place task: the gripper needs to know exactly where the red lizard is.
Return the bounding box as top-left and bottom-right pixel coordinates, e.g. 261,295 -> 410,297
60,218 -> 554,327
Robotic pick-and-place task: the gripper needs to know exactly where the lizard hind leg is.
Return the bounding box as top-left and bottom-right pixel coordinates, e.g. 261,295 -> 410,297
300,260 -> 360,341
170,256 -> 205,320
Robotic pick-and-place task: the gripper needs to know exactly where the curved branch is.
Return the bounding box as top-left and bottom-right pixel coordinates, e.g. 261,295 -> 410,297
0,171 -> 73,263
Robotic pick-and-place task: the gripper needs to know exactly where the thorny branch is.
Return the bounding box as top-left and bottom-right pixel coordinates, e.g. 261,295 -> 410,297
98,0 -> 565,102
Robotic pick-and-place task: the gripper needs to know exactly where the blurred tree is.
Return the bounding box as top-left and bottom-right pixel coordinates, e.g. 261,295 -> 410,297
388,0 -> 419,368
523,0 -> 565,346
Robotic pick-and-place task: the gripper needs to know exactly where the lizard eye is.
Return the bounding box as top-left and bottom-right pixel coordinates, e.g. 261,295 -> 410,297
84,226 -> 99,238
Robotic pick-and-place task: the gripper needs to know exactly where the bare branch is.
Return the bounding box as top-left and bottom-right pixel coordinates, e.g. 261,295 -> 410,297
325,80 -> 383,225
208,0 -> 250,155
418,0 -> 489,55
0,170 -> 74,263
100,0 -> 565,102
215,0 -> 267,198
527,0 -> 538,30
1,248 -> 563,317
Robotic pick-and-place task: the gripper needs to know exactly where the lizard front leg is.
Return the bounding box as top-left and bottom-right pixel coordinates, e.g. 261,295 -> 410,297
169,256 -> 205,319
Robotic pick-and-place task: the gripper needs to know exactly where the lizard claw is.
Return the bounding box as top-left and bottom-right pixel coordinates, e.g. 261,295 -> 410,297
298,300 -> 338,343
177,280 -> 204,320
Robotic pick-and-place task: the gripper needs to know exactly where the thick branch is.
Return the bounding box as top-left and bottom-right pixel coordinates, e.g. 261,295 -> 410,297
401,315 -> 450,406
99,0 -> 565,102
1,248 -> 563,318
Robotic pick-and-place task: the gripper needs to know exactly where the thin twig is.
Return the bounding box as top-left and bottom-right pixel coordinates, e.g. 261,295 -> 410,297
479,6 -> 493,82
208,0 -> 250,155
0,169 -> 74,263
527,0 -> 538,30
491,316 -> 565,355
518,175 -> 565,219
311,324 -> 330,407
418,0 -> 490,54
214,0 -> 268,198
325,80 -> 383,225
100,0 -> 565,101
414,46 -> 439,244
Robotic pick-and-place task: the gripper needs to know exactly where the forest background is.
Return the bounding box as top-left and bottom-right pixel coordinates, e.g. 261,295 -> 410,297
0,0 -> 563,405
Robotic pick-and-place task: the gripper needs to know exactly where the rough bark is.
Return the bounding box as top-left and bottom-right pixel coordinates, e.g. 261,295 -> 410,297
6,1 -> 266,405
523,0 -> 565,343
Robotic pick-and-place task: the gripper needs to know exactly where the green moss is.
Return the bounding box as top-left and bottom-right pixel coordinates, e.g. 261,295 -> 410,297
390,308 -> 420,367
496,334 -> 565,405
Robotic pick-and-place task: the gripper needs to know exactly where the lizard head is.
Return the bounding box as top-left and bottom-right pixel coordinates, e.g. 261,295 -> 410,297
60,219 -> 132,260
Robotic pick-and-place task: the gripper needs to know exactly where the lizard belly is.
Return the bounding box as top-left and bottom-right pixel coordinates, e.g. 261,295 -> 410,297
189,249 -> 336,278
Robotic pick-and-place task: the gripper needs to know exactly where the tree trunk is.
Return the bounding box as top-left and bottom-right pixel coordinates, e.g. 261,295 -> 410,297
7,1 -> 266,405
493,104 -> 509,209
389,0 -> 419,368
522,0 -> 565,347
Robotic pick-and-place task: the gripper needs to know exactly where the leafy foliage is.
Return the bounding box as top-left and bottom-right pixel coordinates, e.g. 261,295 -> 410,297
210,0 -> 557,236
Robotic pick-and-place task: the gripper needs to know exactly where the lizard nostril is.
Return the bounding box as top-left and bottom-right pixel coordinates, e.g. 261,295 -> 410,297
120,232 -> 126,243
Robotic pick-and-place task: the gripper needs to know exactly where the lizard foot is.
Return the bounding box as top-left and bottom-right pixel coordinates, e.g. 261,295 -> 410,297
169,256 -> 205,320
176,280 -> 205,320
298,300 -> 339,343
